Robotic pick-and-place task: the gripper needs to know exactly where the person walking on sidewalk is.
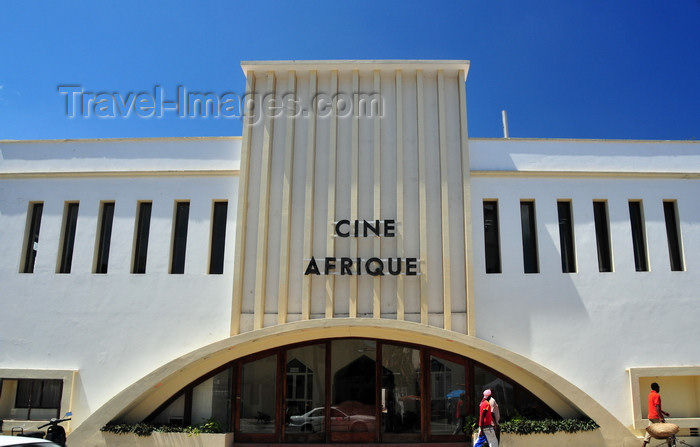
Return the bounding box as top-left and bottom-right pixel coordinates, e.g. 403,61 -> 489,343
474,389 -> 499,447
642,382 -> 671,447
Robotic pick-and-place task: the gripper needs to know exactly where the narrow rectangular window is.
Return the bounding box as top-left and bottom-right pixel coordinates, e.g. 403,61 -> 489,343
170,201 -> 190,274
58,202 -> 80,274
557,200 -> 576,273
628,201 -> 648,272
483,200 -> 501,273
593,201 -> 613,272
95,202 -> 115,274
22,202 -> 44,273
663,200 -> 684,271
209,201 -> 228,274
520,201 -> 539,273
132,202 -> 152,274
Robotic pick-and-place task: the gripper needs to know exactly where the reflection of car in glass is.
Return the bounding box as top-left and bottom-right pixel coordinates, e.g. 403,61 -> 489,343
288,407 -> 376,432
0,435 -> 62,447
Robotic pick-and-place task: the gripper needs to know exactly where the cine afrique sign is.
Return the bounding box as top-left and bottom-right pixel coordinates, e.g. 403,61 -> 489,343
303,219 -> 419,276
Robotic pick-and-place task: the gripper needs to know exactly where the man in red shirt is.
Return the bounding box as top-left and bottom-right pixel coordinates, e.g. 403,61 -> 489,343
642,382 -> 671,447
474,389 -> 499,447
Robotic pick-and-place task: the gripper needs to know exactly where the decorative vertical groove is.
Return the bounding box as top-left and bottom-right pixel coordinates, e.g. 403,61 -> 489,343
373,70 -> 382,318
325,71 -> 338,319
235,62 -> 469,334
231,71 -> 255,335
301,71 -> 318,321
253,72 -> 276,330
416,70 -> 429,325
349,70 -> 359,318
458,68 -> 475,336
278,70 -> 296,325
437,70 -> 452,330
395,70 -> 405,321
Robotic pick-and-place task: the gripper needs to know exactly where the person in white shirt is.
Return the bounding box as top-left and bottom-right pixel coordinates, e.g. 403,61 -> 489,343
489,392 -> 500,442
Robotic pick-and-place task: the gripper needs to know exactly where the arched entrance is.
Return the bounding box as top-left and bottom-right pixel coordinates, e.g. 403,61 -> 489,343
193,338 -> 556,444
68,319 -> 636,446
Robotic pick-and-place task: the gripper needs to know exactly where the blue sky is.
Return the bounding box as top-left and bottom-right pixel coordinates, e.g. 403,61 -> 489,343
0,0 -> 698,141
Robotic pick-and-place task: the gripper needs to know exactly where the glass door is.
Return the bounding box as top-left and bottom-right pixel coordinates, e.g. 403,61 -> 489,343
428,353 -> 468,440
235,353 -> 277,441
330,339 -> 377,442
284,343 -> 326,443
381,343 -> 421,442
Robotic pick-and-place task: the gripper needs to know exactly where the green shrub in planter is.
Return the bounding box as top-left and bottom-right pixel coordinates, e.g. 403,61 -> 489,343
101,418 -> 224,437
500,417 -> 599,435
461,415 -> 598,436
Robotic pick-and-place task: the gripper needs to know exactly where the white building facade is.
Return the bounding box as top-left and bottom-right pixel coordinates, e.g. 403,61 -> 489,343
0,60 -> 698,446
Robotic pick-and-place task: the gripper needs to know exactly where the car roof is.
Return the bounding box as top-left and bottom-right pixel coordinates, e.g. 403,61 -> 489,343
0,435 -> 60,447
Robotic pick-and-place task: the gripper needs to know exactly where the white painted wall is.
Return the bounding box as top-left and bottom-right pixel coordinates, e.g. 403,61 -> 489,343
0,138 -> 241,428
469,138 -> 700,428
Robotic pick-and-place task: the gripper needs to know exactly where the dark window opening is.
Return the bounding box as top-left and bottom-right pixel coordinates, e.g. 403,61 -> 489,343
483,201 -> 501,274
663,200 -> 684,271
132,202 -> 152,274
12,379 -> 62,420
209,202 -> 228,274
520,201 -> 539,273
629,200 -> 649,272
628,201 -> 648,272
557,201 -> 576,273
58,202 -> 79,274
22,203 -> 44,273
171,202 -> 190,274
95,202 -> 115,274
593,201 -> 612,273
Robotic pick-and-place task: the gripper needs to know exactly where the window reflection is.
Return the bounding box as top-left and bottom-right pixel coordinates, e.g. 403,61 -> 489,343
474,365 -> 513,423
429,356 -> 466,436
192,368 -> 232,431
285,344 -> 326,442
240,354 -> 276,433
382,344 -> 421,441
147,338 -> 560,442
331,340 -> 377,434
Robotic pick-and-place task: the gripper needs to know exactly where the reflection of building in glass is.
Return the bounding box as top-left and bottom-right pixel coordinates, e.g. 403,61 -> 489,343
286,358 -> 314,417
333,355 -> 376,406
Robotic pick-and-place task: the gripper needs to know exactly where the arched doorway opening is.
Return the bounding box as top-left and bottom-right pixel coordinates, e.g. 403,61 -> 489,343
146,337 -> 558,444
68,320 -> 635,446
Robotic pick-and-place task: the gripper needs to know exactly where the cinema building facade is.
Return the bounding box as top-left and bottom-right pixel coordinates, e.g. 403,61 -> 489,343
1,60 -> 699,446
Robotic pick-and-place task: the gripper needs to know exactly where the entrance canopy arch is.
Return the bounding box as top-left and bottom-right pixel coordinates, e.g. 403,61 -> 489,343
69,319 -> 634,445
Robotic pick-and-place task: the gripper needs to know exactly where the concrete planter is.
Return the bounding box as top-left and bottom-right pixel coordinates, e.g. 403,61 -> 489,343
101,432 -> 234,447
473,429 -> 604,446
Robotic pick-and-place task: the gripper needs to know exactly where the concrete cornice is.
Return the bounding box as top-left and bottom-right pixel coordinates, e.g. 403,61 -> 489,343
0,170 -> 238,179
241,59 -> 471,75
0,136 -> 241,144
469,137 -> 700,144
471,170 -> 700,179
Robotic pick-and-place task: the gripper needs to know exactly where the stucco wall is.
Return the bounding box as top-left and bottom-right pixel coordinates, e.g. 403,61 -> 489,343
0,138 -> 241,429
469,138 -> 700,430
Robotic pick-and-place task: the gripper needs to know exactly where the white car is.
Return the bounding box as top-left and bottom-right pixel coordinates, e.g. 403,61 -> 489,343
0,435 -> 61,447
288,406 -> 375,432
